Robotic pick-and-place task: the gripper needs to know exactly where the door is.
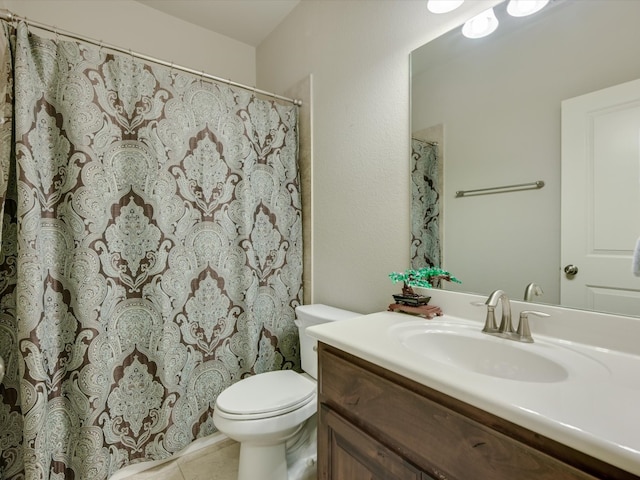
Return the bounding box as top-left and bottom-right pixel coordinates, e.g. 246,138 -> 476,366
318,406 -> 426,480
561,78 -> 640,315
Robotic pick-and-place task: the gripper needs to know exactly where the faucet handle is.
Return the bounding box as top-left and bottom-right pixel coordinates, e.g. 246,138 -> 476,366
472,301 -> 499,333
516,310 -> 550,343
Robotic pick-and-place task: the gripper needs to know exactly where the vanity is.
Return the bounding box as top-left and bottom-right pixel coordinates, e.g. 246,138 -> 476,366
308,290 -> 640,479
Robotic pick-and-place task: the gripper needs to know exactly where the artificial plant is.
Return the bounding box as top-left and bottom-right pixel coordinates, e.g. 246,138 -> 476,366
389,267 -> 461,297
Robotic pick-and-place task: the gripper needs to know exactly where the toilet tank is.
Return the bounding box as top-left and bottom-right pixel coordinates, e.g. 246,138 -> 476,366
295,304 -> 361,379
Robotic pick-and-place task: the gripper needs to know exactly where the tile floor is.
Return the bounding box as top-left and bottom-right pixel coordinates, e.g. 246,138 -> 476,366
113,436 -> 239,480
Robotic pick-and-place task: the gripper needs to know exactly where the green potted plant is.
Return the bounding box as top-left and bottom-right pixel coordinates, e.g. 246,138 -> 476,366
388,267 -> 461,306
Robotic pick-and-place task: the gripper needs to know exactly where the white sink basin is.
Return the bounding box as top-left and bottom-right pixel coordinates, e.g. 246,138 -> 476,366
390,321 -> 610,383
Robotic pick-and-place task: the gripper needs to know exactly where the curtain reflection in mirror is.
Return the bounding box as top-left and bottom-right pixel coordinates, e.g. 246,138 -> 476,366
411,138 -> 441,270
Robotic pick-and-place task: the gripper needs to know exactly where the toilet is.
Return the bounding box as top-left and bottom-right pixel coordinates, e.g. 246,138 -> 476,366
212,304 -> 361,480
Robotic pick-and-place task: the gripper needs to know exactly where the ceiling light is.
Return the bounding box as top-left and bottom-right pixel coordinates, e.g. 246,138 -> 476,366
427,0 -> 464,14
462,7 -> 499,39
506,0 -> 550,17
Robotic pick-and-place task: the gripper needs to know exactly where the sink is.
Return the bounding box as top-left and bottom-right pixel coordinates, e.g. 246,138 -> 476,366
390,321 -> 609,383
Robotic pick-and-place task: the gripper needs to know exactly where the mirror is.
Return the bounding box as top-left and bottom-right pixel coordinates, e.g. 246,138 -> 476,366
410,0 -> 640,314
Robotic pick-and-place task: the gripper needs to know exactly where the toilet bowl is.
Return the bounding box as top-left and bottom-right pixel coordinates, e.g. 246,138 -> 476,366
212,304 -> 361,480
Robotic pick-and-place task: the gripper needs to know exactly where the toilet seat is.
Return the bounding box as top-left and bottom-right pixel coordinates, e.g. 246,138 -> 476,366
215,370 -> 316,420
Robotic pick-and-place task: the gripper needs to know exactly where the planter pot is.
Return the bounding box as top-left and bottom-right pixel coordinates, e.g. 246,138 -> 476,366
392,294 -> 431,306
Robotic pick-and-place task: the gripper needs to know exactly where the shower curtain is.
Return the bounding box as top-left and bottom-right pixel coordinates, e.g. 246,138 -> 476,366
411,139 -> 440,269
0,22 -> 302,480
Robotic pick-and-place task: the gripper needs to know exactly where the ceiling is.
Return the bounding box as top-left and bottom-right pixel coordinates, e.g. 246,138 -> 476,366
135,0 -> 301,47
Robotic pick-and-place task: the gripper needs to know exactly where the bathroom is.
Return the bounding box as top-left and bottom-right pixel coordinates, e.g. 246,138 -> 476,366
1,0 -> 640,478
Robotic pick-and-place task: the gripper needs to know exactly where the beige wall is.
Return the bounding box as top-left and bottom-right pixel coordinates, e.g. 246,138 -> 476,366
1,0 -> 256,86
257,0 -> 500,313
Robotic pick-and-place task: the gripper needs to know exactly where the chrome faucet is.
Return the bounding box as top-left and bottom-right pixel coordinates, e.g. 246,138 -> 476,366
523,282 -> 543,302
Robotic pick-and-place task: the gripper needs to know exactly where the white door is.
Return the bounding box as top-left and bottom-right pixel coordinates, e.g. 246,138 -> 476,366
561,78 -> 640,316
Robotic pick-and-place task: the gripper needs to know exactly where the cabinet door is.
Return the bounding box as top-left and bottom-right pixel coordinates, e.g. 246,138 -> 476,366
319,405 -> 430,480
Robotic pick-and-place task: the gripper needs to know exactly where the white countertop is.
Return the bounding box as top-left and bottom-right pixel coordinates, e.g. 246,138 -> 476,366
306,298 -> 640,476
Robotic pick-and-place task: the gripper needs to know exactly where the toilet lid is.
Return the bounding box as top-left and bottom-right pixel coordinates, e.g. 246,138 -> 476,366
215,370 -> 316,419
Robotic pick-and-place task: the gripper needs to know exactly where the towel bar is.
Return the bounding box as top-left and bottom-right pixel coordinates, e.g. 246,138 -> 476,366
455,180 -> 544,198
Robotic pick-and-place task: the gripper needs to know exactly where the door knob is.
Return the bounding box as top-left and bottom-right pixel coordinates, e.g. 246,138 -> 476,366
564,264 -> 579,276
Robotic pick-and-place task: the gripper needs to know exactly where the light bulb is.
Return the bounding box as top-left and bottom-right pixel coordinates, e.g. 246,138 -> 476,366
427,0 -> 464,14
462,7 -> 499,39
506,0 -> 550,17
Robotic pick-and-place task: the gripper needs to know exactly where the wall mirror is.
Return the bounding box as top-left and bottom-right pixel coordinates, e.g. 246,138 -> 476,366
410,0 -> 640,316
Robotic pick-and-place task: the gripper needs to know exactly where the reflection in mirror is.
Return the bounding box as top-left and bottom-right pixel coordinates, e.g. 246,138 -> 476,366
410,138 -> 441,269
410,0 -> 640,316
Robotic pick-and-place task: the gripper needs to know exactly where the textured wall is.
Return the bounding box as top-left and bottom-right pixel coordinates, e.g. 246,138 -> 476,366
1,0 -> 256,86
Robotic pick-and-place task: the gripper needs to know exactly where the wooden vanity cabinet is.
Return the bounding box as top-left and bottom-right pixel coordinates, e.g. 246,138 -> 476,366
317,343 -> 639,480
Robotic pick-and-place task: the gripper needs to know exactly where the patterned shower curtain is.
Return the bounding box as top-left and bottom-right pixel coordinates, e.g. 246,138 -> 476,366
411,139 -> 440,269
0,23 -> 302,480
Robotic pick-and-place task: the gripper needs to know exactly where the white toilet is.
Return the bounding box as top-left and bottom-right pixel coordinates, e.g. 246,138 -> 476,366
212,304 -> 361,480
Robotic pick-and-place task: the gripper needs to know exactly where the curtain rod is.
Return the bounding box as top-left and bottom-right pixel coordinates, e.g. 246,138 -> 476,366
0,8 -> 302,107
